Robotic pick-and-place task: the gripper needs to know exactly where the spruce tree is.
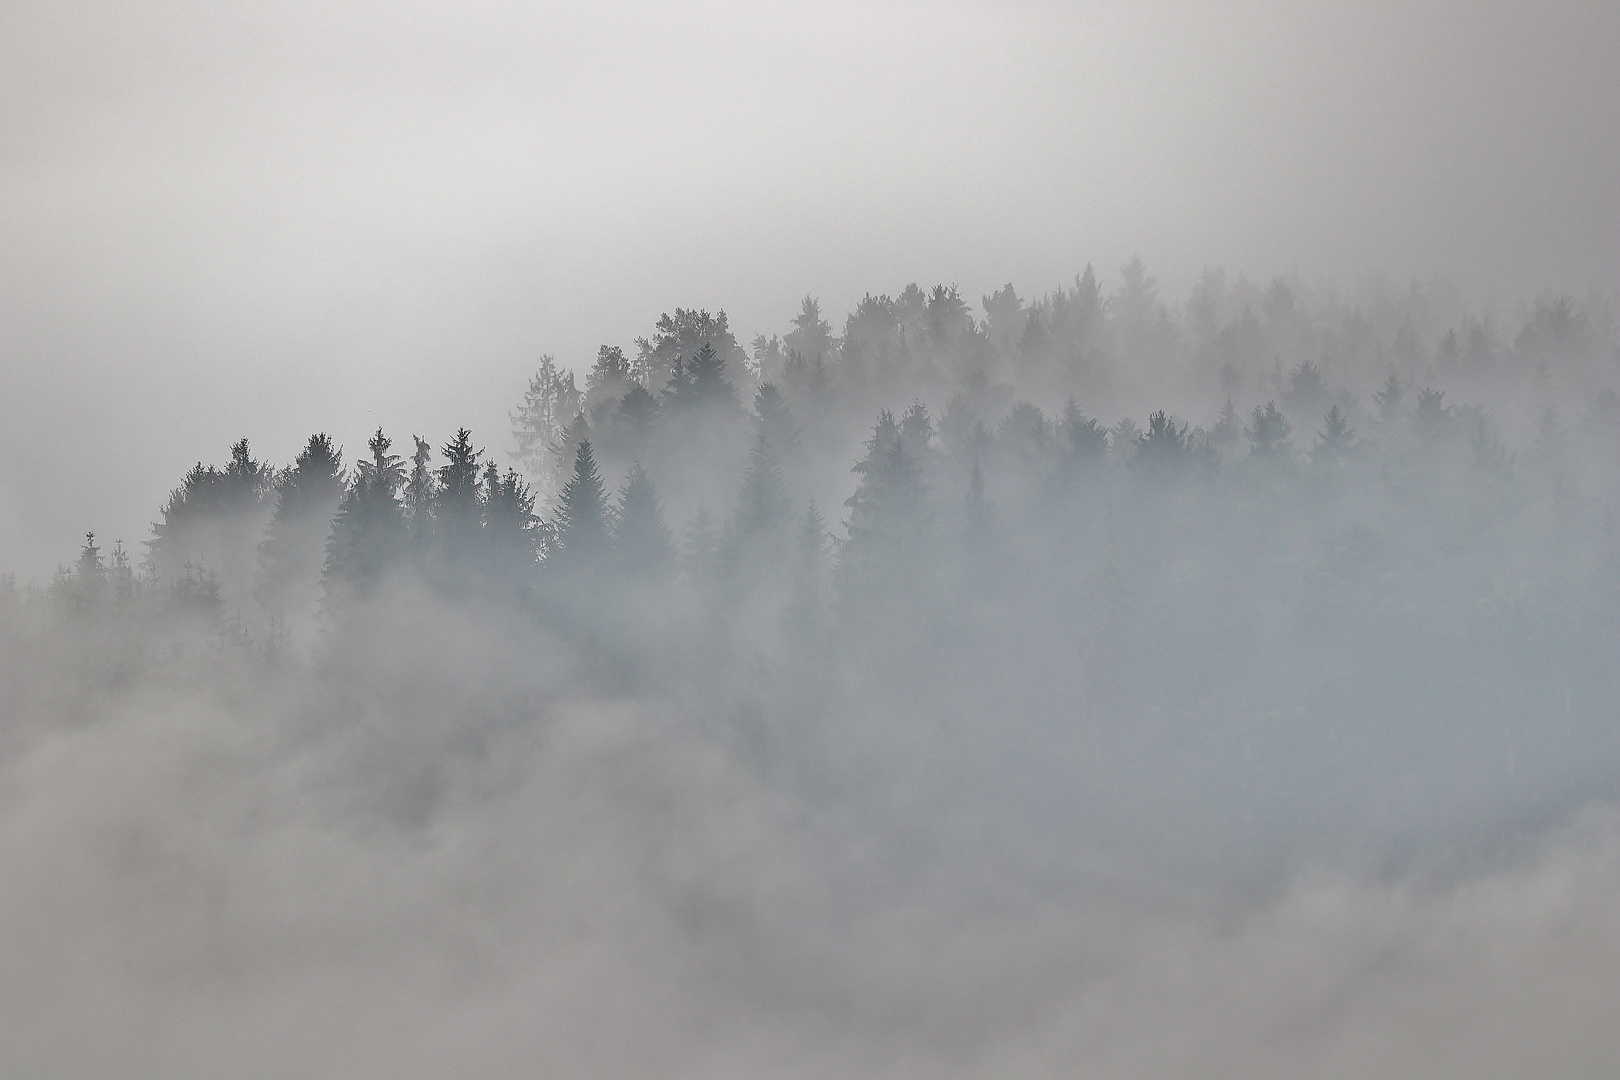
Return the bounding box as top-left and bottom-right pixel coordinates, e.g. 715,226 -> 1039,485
402,436 -> 436,557
256,433 -> 346,622
435,428 -> 484,561
483,461 -> 539,580
323,428 -> 404,602
547,440 -> 611,570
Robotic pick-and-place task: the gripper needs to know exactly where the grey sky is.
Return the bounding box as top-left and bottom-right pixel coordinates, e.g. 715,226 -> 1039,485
2,0 -> 1616,577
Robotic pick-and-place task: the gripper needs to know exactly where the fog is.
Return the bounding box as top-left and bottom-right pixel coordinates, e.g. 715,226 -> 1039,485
4,1 -> 1620,1075
4,0 -> 1618,576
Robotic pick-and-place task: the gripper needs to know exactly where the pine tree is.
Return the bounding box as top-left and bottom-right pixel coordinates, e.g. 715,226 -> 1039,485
547,440 -> 611,570
612,462 -> 675,579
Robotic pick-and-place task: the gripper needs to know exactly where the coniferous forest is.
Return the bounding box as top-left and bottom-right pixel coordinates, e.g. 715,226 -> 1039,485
4,267 -> 1619,1076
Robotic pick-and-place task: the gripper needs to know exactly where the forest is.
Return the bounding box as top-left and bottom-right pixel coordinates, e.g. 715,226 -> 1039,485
4,263 -> 1618,1076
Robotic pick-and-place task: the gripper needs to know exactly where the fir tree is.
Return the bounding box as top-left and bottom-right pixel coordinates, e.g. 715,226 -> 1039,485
256,433 -> 346,621
402,436 -> 436,555
547,440 -> 611,570
483,461 -> 540,579
324,428 -> 404,602
435,428 -> 484,548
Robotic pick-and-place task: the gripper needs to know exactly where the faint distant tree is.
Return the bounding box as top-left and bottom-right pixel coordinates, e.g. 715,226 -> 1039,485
998,402 -> 1054,472
836,410 -> 934,602
510,355 -> 581,501
752,334 -> 789,386
256,433 -> 345,622
1245,401 -> 1294,460
1059,399 -> 1109,466
783,502 -> 831,646
961,461 -> 998,587
1435,329 -> 1462,372
584,345 -> 637,416
981,283 -> 1026,358
1311,406 -> 1356,464
725,432 -> 793,577
636,308 -> 752,391
109,539 -> 136,607
1209,399 -> 1243,454
1283,360 -> 1327,416
752,384 -> 802,466
1413,387 -> 1454,443
1110,417 -> 1141,464
612,462 -> 675,580
1373,371 -> 1405,424
1132,410 -> 1199,480
1515,296 -> 1591,366
665,342 -> 739,417
601,384 -> 662,466
783,297 -> 836,368
681,506 -> 721,586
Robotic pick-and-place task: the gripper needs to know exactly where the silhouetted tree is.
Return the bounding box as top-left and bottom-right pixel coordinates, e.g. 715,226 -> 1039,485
547,440 -> 611,571
323,428 -> 404,602
257,433 -> 345,621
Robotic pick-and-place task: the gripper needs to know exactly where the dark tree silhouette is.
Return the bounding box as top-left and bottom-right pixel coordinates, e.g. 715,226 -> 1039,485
324,428 -> 404,602
257,433 -> 345,620
547,440 -> 611,571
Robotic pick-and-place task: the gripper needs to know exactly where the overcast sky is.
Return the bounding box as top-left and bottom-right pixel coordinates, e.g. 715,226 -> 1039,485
2,0 -> 1616,578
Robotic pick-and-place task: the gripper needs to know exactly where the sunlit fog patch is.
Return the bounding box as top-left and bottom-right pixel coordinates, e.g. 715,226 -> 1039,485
2,268 -> 1617,1076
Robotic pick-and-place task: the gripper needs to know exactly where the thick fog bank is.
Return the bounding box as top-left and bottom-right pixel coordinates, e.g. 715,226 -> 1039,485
4,268 -> 1619,1074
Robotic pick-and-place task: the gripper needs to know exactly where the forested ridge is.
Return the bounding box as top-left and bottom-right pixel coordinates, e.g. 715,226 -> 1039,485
9,264 -> 1617,867
4,263 -> 1619,1074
